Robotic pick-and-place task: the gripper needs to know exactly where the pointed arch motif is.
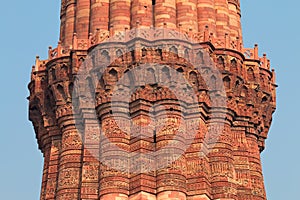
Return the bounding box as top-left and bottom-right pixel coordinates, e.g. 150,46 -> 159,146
184,49 -> 189,61
57,84 -> 67,101
123,69 -> 135,88
230,59 -> 237,72
169,46 -> 178,59
241,86 -> 248,98
169,46 -> 178,55
142,47 -> 147,57
108,68 -> 118,82
210,75 -> 217,90
162,66 -> 171,82
116,49 -> 123,61
176,67 -> 184,73
101,50 -> 110,63
196,51 -> 204,64
262,96 -> 268,103
217,56 -> 225,70
223,76 -> 231,90
86,77 -> 95,98
247,67 -> 255,82
189,71 -> 199,87
147,68 -> 156,84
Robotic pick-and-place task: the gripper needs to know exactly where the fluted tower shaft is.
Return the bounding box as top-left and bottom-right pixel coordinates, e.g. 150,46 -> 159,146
29,1 -> 276,200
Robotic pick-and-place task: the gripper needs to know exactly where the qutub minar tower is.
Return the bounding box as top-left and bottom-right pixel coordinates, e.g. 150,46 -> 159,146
28,0 -> 277,199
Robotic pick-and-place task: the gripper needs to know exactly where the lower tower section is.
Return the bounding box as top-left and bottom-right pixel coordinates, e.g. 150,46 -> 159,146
29,28 -> 276,200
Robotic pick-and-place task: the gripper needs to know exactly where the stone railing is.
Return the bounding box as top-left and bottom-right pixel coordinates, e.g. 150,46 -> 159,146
44,28 -> 271,71
48,41 -> 71,60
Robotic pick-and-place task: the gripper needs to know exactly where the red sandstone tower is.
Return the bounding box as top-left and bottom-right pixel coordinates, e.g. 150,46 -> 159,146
28,0 -> 277,199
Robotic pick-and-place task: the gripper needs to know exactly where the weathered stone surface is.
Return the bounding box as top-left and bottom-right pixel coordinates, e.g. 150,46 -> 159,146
28,1 -> 276,199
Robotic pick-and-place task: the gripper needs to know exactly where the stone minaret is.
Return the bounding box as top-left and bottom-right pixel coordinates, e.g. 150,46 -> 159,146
28,0 -> 277,199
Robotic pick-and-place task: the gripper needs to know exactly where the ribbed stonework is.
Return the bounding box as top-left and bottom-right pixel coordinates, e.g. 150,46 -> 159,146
28,0 -> 277,200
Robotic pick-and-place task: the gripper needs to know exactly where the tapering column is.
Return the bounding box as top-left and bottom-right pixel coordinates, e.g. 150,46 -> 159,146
90,0 -> 110,33
40,142 -> 51,200
37,114 -> 52,200
45,136 -> 61,200
99,103 -> 130,200
228,0 -> 242,40
109,0 -> 131,34
155,102 -> 187,200
246,134 -> 267,200
59,0 -> 67,44
176,0 -> 198,32
75,0 -> 91,39
129,99 -> 156,197
197,0 -> 217,35
154,0 -> 177,29
55,104 -> 83,200
214,0 -> 230,38
186,116 -> 211,198
208,121 -> 237,199
80,118 -> 100,199
232,127 -> 252,199
115,67 -> 158,199
64,0 -> 76,47
131,0 -> 153,28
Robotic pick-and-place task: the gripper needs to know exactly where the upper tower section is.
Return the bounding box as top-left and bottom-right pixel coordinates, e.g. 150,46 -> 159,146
30,0 -> 276,154
58,0 -> 242,49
